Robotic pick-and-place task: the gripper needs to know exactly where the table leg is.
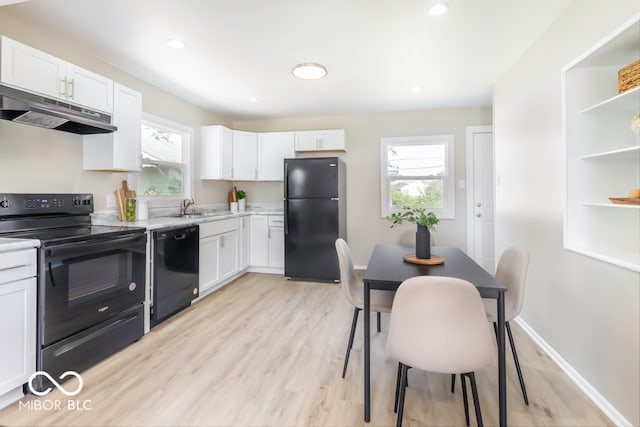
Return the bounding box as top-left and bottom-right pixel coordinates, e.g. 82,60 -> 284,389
364,280 -> 371,422
497,292 -> 507,427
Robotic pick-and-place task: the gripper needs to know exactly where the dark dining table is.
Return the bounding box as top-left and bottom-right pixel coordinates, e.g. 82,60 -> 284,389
362,244 -> 508,427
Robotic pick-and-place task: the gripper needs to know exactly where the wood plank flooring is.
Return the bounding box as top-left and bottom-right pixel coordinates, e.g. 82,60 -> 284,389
0,273 -> 613,426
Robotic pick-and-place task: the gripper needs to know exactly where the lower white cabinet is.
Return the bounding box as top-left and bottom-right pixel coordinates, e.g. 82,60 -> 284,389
199,219 -> 240,294
0,248 -> 37,409
249,214 -> 284,273
240,216 -> 250,271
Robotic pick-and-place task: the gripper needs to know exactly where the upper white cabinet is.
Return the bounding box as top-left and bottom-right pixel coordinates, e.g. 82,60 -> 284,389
295,129 -> 346,152
201,125 -> 233,180
257,131 -> 295,181
232,130 -> 258,181
0,36 -> 113,113
82,83 -> 142,171
562,16 -> 640,272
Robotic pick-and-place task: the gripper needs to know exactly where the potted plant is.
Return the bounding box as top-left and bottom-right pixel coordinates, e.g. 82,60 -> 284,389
386,206 -> 439,259
236,189 -> 247,211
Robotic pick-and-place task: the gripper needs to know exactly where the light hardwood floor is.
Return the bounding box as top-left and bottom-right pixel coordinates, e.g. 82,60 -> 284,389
0,273 -> 612,426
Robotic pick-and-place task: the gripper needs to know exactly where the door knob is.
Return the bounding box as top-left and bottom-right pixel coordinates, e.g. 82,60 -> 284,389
475,213 -> 482,217
476,202 -> 482,207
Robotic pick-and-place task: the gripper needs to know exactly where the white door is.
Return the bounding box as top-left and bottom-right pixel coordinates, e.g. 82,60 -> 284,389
240,216 -> 251,270
466,126 -> 495,273
199,235 -> 220,292
268,227 -> 285,268
219,230 -> 239,282
250,215 -> 269,267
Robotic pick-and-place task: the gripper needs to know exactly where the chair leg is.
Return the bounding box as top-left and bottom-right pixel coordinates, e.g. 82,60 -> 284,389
506,321 -> 529,405
394,362 -> 401,413
396,363 -> 409,427
461,373 -> 470,426
493,321 -> 498,339
468,372 -> 484,427
451,373 -> 456,393
377,311 -> 382,332
341,307 -> 360,378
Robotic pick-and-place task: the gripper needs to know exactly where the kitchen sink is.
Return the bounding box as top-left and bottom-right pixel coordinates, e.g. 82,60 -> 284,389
176,211 -> 231,218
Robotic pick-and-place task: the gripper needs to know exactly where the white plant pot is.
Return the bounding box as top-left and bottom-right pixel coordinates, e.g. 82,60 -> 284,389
238,199 -> 246,211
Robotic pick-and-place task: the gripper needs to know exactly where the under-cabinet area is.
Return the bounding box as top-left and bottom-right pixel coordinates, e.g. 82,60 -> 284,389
562,16 -> 640,271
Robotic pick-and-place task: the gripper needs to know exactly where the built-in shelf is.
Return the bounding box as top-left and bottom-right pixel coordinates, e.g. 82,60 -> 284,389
581,145 -> 640,159
580,85 -> 640,114
566,245 -> 640,273
583,202 -> 640,209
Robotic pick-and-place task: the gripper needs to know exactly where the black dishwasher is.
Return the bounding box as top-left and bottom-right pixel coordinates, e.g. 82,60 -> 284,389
151,225 -> 199,326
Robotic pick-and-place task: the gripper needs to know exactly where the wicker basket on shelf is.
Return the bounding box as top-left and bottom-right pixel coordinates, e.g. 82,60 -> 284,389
618,59 -> 640,93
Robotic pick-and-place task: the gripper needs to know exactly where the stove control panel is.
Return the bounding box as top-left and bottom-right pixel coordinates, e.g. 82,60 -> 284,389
0,194 -> 93,216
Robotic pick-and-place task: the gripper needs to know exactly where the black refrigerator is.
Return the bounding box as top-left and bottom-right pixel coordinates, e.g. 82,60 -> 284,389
284,157 -> 346,282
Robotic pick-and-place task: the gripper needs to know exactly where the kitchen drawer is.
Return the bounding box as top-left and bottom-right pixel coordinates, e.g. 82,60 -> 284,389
0,249 -> 36,285
200,218 -> 239,238
267,215 -> 284,227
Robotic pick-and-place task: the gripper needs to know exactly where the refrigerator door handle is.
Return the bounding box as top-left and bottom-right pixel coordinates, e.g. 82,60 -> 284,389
331,198 -> 339,201
284,162 -> 289,198
284,200 -> 289,235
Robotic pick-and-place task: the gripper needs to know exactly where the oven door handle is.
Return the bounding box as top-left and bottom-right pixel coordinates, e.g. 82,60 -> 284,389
46,233 -> 146,259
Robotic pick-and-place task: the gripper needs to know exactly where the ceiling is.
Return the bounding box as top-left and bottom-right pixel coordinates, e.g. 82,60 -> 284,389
0,0 -> 571,119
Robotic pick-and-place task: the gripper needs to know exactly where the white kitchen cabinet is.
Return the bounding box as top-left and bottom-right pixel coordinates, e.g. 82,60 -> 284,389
294,129 -> 346,152
201,125 -> 233,180
249,215 -> 269,267
82,83 -> 143,171
249,214 -> 284,273
257,132 -> 295,181
0,248 -> 36,410
232,130 -> 258,180
562,17 -> 640,272
0,36 -> 113,113
199,218 -> 240,295
240,216 -> 251,271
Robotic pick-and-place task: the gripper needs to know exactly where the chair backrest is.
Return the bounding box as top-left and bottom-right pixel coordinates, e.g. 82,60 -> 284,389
335,238 -> 363,307
386,276 -> 494,374
495,246 -> 530,321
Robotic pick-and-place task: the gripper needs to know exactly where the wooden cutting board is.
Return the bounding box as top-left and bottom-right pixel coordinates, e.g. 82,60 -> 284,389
115,180 -> 136,221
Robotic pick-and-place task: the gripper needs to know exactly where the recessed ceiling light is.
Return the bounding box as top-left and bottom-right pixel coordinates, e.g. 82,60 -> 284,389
166,38 -> 185,49
427,1 -> 448,16
292,63 -> 327,80
248,97 -> 258,103
411,86 -> 422,93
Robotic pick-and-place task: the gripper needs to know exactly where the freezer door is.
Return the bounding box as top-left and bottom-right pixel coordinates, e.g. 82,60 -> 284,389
285,199 -> 339,281
285,158 -> 339,199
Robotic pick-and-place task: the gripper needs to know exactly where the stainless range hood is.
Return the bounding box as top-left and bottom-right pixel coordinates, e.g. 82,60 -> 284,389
0,84 -> 117,134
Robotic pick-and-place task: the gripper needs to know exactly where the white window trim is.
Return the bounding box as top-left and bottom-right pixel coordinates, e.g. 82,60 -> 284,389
137,113 -> 194,209
380,135 -> 455,219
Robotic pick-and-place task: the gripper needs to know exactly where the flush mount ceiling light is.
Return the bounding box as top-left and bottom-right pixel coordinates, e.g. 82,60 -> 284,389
427,1 -> 448,16
292,63 -> 327,80
166,38 -> 185,49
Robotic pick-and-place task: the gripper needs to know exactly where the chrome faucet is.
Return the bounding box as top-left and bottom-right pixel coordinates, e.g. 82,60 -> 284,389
181,198 -> 195,216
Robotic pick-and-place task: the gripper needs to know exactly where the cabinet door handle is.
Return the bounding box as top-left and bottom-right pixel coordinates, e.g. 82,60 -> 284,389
268,228 -> 271,239
221,236 -> 225,248
61,78 -> 68,97
68,79 -> 75,99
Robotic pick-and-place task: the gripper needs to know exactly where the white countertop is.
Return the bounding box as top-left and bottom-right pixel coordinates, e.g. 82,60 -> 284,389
91,209 -> 284,230
0,238 -> 40,252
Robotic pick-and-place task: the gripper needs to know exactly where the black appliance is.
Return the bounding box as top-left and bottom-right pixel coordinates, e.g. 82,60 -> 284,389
151,225 -> 199,327
284,157 -> 346,282
0,193 -> 145,392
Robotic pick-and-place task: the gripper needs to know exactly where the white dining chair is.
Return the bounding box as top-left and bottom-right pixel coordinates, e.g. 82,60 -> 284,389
335,238 -> 394,378
387,276 -> 495,427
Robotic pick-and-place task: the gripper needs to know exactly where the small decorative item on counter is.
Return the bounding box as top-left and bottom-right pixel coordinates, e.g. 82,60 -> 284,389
137,200 -> 149,220
125,198 -> 136,221
236,189 -> 247,211
618,59 -> 640,93
609,188 -> 640,205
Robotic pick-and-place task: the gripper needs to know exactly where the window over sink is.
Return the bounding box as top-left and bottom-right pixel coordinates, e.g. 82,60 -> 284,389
138,114 -> 193,207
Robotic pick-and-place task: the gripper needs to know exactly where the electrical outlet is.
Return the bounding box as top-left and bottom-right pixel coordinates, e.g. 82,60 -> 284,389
106,194 -> 116,208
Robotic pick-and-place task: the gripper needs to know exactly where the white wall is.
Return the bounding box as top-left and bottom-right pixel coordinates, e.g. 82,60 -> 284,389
493,1 -> 640,425
0,10 -> 233,211
234,107 -> 492,266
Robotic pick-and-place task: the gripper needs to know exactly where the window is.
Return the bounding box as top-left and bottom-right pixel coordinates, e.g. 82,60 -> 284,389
380,135 -> 455,219
139,114 -> 193,206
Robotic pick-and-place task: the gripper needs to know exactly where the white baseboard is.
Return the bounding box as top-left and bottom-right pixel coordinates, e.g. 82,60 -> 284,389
514,317 -> 633,427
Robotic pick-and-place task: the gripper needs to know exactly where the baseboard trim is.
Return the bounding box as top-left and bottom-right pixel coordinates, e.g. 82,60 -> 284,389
514,317 -> 633,427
